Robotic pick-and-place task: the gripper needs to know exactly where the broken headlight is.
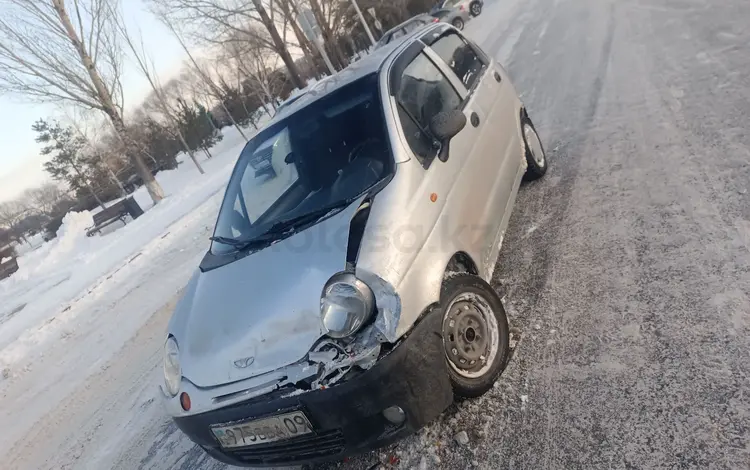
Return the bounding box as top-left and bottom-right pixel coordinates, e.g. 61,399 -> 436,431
320,272 -> 375,338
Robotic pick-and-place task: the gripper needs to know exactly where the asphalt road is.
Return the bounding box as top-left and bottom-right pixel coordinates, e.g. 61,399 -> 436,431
21,0 -> 749,468
319,0 -> 750,467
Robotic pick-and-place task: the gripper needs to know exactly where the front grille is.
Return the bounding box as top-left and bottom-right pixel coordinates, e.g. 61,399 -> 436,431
225,429 -> 345,465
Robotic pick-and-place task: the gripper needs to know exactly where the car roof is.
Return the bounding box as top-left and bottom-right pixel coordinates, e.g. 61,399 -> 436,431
262,23 -> 451,126
381,14 -> 434,37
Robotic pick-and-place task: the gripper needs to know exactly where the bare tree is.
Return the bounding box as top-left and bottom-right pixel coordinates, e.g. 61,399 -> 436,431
0,200 -> 32,244
0,0 -> 165,204
150,0 -> 307,89
158,15 -> 250,142
24,183 -> 69,216
112,9 -> 205,174
220,31 -> 281,116
63,107 -> 128,196
307,0 -> 348,69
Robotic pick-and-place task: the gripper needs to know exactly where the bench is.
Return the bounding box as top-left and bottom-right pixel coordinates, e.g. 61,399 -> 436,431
0,257 -> 18,281
86,197 -> 144,237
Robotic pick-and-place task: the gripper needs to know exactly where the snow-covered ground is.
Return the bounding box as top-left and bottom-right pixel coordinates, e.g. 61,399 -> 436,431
0,123 -> 255,466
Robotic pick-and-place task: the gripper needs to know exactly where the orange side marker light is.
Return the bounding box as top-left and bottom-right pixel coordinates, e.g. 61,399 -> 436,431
180,392 -> 191,411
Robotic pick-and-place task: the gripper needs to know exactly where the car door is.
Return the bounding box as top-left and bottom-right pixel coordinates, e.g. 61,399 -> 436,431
423,30 -> 511,262
392,43 -> 490,268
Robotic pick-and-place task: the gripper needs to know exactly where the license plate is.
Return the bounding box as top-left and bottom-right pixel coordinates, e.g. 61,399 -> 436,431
211,411 -> 313,449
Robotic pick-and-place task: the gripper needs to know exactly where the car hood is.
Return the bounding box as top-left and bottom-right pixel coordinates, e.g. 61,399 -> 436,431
170,200 -> 362,388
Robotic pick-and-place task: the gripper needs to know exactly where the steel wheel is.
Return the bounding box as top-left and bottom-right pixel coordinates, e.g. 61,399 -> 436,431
524,122 -> 546,168
452,18 -> 464,30
442,292 -> 500,379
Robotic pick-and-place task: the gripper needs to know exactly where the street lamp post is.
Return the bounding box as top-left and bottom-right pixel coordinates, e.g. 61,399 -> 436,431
349,0 -> 376,47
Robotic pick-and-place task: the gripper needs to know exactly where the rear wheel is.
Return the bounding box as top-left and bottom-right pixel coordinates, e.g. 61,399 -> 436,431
441,274 -> 510,398
452,18 -> 465,30
470,2 -> 482,16
522,116 -> 547,180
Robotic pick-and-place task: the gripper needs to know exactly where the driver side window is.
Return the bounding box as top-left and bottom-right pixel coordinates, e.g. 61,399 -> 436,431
396,52 -> 462,168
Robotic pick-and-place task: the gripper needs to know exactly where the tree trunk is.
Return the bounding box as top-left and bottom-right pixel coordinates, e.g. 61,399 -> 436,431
70,161 -> 107,209
309,0 -> 348,70
51,0 -> 164,204
251,0 -> 307,89
176,128 -> 206,173
170,29 -> 250,142
202,146 -> 213,159
218,98 -> 249,140
281,0 -> 315,58
107,167 -> 127,198
155,92 -> 204,174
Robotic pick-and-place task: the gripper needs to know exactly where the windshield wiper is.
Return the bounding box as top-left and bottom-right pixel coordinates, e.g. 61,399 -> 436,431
210,198 -> 358,253
263,199 -> 355,236
209,233 -> 278,251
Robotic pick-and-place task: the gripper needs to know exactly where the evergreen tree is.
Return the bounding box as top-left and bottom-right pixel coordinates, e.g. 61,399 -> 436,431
32,119 -> 106,208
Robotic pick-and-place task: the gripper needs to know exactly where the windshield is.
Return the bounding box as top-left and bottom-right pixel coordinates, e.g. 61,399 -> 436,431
211,73 -> 392,255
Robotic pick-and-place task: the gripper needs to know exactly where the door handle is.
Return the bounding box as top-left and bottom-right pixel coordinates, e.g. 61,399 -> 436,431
470,112 -> 480,127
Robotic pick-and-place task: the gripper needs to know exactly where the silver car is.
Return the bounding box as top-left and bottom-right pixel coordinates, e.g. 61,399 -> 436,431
438,0 -> 484,17
163,23 -> 547,467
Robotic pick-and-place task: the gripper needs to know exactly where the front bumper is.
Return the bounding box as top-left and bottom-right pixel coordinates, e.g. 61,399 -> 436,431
173,309 -> 453,467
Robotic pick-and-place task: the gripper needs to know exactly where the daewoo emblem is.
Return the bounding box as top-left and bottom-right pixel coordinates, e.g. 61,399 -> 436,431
233,356 -> 255,368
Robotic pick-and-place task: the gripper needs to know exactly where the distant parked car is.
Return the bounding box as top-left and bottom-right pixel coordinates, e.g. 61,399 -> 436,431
432,7 -> 471,30
433,0 -> 483,17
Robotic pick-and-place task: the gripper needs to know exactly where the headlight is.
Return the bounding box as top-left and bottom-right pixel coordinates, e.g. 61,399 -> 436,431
163,337 -> 181,397
320,273 -> 375,338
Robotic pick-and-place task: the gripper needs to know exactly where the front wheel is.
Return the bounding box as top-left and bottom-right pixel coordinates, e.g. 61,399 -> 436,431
452,18 -> 465,30
441,273 -> 510,398
470,2 -> 482,16
522,116 -> 547,180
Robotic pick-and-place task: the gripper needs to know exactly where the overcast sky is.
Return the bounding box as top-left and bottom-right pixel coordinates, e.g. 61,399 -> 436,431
0,0 -> 186,203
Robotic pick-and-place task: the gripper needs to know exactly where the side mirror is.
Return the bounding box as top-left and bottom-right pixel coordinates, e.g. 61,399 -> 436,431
429,110 -> 466,162
284,152 -> 295,164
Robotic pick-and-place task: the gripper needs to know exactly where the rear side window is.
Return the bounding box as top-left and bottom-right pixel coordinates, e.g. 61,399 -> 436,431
430,33 -> 486,91
396,53 -> 462,167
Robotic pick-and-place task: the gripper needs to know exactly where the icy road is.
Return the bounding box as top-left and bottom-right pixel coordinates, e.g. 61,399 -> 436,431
5,0 -> 750,468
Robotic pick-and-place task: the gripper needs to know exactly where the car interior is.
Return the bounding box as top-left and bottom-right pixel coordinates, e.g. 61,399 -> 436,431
215,77 -> 390,244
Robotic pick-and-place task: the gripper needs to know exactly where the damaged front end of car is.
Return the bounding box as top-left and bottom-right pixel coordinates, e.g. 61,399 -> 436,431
282,268 -> 403,395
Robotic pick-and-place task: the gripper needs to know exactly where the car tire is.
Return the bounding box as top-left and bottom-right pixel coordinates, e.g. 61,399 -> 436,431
522,116 -> 547,180
440,273 -> 510,398
470,2 -> 482,16
452,18 -> 465,30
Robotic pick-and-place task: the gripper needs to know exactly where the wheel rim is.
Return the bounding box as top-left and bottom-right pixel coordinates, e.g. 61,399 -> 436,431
442,292 -> 500,378
524,123 -> 546,168
471,4 -> 480,15
454,19 -> 463,29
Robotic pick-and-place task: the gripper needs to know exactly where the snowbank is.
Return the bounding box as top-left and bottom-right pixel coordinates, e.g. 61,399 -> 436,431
12,211 -> 93,283
0,122 -> 263,372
